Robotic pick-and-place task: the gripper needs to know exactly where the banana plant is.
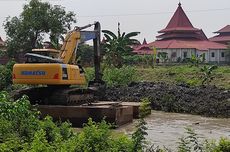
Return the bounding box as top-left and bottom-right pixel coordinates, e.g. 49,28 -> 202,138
200,65 -> 218,85
102,23 -> 140,68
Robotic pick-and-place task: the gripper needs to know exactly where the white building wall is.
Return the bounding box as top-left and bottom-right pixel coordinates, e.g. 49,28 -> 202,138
209,50 -> 218,62
219,50 -> 226,62
154,48 -> 226,63
206,49 -> 226,63
162,48 -> 196,61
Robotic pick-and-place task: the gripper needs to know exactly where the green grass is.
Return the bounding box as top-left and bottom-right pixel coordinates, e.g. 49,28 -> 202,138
136,65 -> 230,89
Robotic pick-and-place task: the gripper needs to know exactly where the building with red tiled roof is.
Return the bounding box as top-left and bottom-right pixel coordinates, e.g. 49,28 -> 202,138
209,25 -> 230,45
134,3 -> 227,63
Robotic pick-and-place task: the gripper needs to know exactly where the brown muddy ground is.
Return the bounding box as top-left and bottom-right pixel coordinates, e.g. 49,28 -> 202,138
104,82 -> 230,117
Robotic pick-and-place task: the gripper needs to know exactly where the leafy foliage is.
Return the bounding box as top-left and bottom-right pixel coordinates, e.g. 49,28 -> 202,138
0,60 -> 16,90
0,92 -> 72,151
4,0 -> 76,57
123,55 -> 154,66
158,52 -> 168,63
76,118 -> 134,152
200,65 -> 218,85
85,66 -> 137,87
103,66 -> 138,87
177,128 -> 230,152
0,92 -> 137,152
139,98 -> 151,118
132,98 -> 151,152
102,23 -> 140,68
178,128 -> 204,152
77,43 -> 94,66
189,53 -> 205,67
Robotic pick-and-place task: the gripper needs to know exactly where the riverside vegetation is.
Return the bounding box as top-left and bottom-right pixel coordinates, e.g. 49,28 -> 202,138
1,62 -> 229,117
0,0 -> 229,151
0,92 -> 229,151
0,61 -> 229,151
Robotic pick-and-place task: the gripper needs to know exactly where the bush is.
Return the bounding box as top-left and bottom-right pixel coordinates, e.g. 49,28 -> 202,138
85,67 -> 95,83
0,91 -> 74,151
103,66 -> 137,87
0,60 -> 16,90
132,98 -> 151,152
123,55 -> 154,66
0,91 -> 136,151
76,118 -> 134,152
85,66 -> 138,87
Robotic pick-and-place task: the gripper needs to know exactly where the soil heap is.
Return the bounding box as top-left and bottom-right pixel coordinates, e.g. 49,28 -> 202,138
104,82 -> 230,117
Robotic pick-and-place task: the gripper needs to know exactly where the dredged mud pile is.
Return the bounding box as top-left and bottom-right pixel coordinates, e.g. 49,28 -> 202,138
104,82 -> 230,117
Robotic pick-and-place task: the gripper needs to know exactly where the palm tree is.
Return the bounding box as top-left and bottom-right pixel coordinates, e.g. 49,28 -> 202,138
102,23 -> 140,68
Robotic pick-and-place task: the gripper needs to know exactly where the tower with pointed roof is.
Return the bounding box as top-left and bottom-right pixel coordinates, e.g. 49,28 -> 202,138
142,38 -> 147,45
157,2 -> 207,41
133,3 -> 227,63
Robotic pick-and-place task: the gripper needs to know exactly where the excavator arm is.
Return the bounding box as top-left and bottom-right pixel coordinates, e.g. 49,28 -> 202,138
58,22 -> 102,82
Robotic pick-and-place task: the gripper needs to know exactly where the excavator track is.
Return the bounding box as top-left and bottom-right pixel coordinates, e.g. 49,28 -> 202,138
13,86 -> 96,106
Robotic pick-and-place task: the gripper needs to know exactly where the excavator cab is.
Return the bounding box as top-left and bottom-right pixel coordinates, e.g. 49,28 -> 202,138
31,49 -> 60,58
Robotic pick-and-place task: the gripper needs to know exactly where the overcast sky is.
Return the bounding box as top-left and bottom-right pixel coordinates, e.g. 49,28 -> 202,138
0,0 -> 230,43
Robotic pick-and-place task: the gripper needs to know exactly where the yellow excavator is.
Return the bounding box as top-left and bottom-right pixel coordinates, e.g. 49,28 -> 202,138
13,22 -> 105,105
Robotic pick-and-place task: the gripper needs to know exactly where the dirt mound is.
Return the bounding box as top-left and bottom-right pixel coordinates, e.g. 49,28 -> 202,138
104,82 -> 230,117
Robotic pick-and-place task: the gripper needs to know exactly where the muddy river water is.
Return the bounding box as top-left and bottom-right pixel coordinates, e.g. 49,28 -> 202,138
118,110 -> 230,149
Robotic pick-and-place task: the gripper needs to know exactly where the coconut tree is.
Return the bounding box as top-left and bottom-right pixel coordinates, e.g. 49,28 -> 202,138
102,23 -> 140,68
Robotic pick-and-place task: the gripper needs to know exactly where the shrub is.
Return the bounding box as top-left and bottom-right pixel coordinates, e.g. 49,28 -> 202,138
139,98 -> 151,118
177,128 -> 230,152
85,67 -> 95,83
131,98 -> 151,152
103,66 -> 137,87
85,66 -> 138,87
0,91 -> 136,151
178,128 -> 204,152
201,65 -> 218,85
123,55 -> 154,66
0,60 -> 16,90
0,91 -> 74,151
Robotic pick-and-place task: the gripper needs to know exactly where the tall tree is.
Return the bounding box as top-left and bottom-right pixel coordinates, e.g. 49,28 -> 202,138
4,0 -> 76,57
77,43 -> 94,66
102,23 -> 140,68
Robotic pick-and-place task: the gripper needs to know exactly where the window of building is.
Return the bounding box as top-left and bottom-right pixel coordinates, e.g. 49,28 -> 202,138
183,52 -> 187,58
221,52 -> 225,58
211,52 -> 215,57
171,52 -> 177,58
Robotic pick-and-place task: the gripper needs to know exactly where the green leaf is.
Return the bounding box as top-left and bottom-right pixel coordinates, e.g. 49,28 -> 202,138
102,30 -> 117,39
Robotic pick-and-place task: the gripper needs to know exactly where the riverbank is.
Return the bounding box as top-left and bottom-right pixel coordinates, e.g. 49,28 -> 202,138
104,82 -> 230,118
136,65 -> 230,89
